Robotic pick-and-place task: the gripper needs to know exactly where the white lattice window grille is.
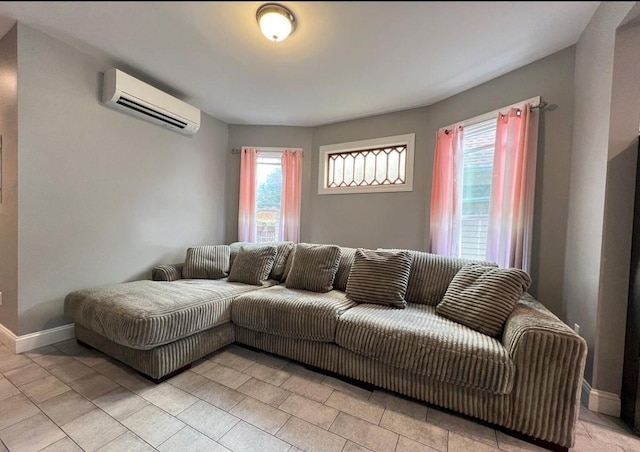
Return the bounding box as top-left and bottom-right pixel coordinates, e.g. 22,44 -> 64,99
318,134 -> 415,194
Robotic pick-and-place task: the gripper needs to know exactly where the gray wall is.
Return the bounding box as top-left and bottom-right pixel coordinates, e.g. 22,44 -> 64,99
15,24 -> 229,335
0,25 -> 18,334
564,2 -> 636,391
309,47 -> 576,316
226,126 -> 313,243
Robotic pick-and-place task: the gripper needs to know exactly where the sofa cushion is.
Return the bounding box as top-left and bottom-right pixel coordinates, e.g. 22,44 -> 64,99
436,264 -> 532,337
381,249 -> 498,305
227,245 -> 277,286
333,247 -> 357,291
285,243 -> 342,293
345,249 -> 412,308
232,285 -> 357,342
65,279 -> 274,350
230,241 -> 294,281
182,245 -> 230,279
335,303 -> 515,394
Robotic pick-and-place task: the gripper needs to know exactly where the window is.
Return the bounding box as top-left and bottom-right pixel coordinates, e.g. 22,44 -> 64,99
460,119 -> 497,260
256,152 -> 283,243
318,134 -> 415,194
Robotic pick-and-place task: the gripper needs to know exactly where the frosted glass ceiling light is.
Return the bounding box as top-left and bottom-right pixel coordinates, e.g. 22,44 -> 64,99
257,3 -> 296,42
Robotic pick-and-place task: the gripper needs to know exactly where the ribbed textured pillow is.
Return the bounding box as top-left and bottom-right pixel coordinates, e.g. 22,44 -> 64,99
229,241 -> 294,281
182,245 -> 230,279
345,249 -> 413,308
436,264 -> 532,337
227,245 -> 277,285
333,247 -> 358,291
285,243 -> 342,293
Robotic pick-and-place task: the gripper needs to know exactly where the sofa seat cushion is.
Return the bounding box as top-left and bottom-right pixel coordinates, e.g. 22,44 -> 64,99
335,303 -> 515,394
232,285 -> 357,342
65,279 -> 274,350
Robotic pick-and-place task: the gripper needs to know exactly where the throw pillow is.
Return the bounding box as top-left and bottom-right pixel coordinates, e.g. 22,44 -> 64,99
227,245 -> 278,285
285,243 -> 342,293
345,249 -> 413,308
182,245 -> 230,279
436,264 -> 532,337
229,241 -> 294,281
333,247 -> 358,291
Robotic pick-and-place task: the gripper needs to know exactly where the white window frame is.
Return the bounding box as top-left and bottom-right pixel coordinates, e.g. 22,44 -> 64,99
318,133 -> 415,195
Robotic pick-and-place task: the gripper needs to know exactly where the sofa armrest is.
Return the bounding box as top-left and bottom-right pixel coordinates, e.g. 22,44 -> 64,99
152,263 -> 184,281
502,294 -> 587,447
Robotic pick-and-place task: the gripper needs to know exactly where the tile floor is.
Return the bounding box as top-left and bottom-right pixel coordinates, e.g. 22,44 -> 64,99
0,340 -> 639,452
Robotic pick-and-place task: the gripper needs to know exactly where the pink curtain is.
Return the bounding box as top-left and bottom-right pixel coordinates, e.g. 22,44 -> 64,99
238,147 -> 258,242
430,127 -> 464,256
280,149 -> 302,243
486,105 -> 537,270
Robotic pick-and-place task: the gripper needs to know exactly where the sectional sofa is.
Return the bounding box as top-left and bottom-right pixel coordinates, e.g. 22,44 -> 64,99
64,241 -> 587,449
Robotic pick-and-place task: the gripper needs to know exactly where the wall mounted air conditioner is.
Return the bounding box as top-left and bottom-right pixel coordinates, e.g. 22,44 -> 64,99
102,68 -> 201,136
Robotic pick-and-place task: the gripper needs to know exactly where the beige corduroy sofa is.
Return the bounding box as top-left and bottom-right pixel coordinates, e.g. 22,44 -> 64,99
64,241 -> 587,449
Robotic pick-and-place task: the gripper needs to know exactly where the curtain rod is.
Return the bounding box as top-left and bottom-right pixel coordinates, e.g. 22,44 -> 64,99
230,147 -> 304,155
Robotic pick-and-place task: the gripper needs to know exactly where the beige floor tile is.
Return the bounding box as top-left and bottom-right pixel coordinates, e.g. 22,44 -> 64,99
282,362 -> 326,383
158,426 -> 230,451
582,420 -> 640,451
48,360 -> 96,383
62,409 -> 126,451
32,352 -> 76,370
93,387 -> 149,421
447,432 -> 500,451
229,396 -> 291,434
0,393 -> 40,430
3,362 -> 50,387
396,436 -> 440,451
38,390 -> 96,426
54,340 -> 107,367
68,372 -> 120,400
191,358 -> 218,375
321,375 -> 371,400
325,390 -> 385,424
177,400 -> 240,440
368,390 -> 428,420
210,348 -> 256,372
192,379 -> 246,411
0,378 -> 19,401
276,416 -> 346,452
219,420 -> 291,452
237,377 -> 291,407
427,407 -> 497,446
342,440 -> 374,451
329,412 -> 398,452
39,437 -> 83,452
142,383 -> 199,415
24,345 -> 57,360
168,369 -> 209,393
572,433 -> 625,452
233,345 -> 289,369
579,405 -> 629,432
0,413 -> 66,452
19,375 -> 70,403
95,431 -> 154,452
379,408 -> 448,451
204,364 -> 252,389
243,362 -> 291,386
121,405 -> 185,447
278,393 -> 339,429
575,419 -> 590,437
281,375 -> 334,403
0,353 -> 32,373
494,431 -> 548,451
93,360 -> 156,395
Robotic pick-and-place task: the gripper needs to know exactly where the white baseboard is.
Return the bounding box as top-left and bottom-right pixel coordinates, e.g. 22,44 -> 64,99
582,379 -> 621,417
0,322 -> 75,354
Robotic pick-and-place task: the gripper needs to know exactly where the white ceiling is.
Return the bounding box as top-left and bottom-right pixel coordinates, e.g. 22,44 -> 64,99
0,1 -> 599,127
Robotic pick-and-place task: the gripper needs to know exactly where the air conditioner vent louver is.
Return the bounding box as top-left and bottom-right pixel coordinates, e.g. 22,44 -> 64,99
102,68 -> 200,136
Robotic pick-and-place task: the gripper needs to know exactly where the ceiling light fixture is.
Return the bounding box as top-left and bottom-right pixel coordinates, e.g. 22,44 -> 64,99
256,3 -> 296,42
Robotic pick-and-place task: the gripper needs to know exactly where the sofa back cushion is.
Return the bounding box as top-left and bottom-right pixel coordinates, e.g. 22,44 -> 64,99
333,247 -> 357,291
436,264 -> 531,337
182,245 -> 230,279
228,245 -> 278,286
285,243 -> 342,293
345,249 -> 413,308
230,241 -> 294,281
381,249 -> 497,305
